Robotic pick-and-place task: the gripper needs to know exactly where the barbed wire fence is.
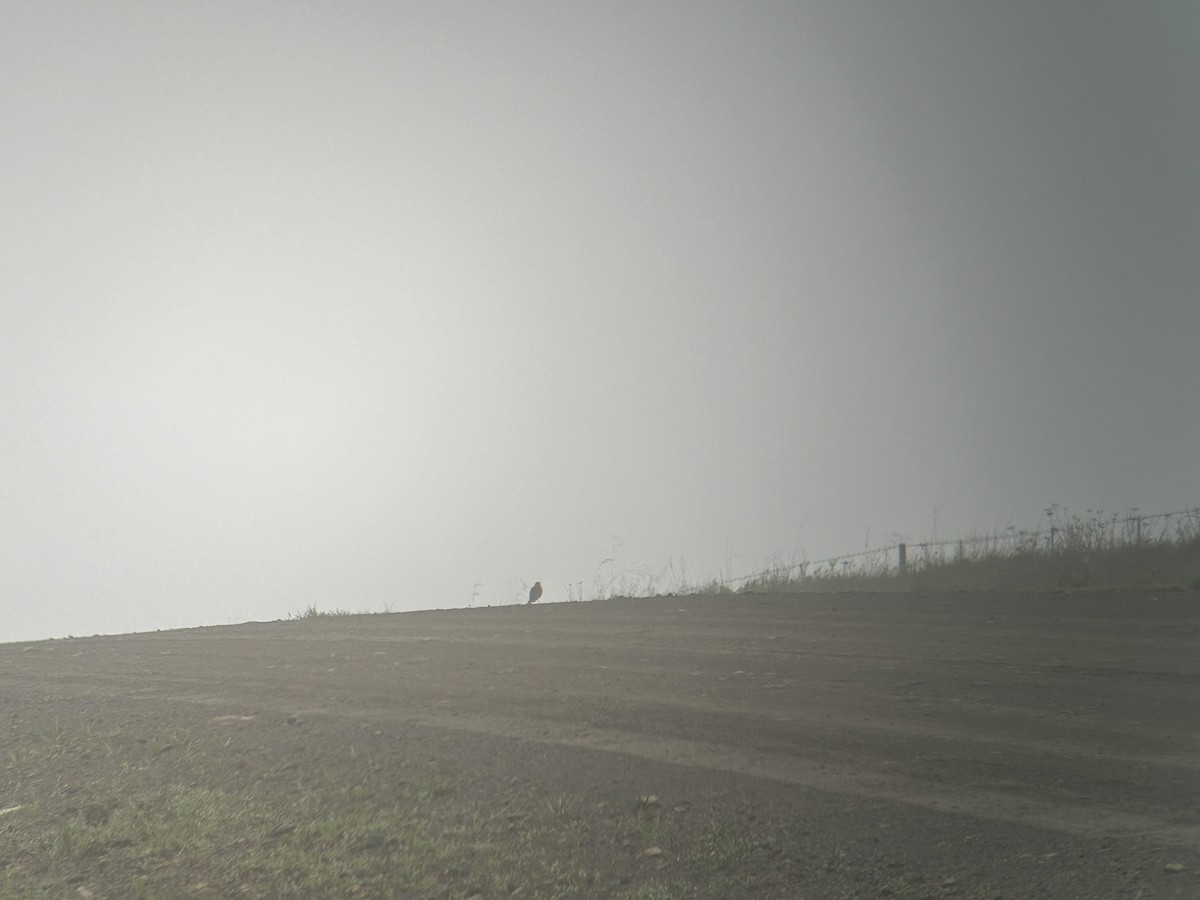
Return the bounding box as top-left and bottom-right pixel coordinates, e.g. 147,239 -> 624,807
724,506 -> 1200,590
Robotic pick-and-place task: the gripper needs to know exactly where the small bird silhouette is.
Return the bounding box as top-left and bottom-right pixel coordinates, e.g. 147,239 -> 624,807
528,581 -> 543,604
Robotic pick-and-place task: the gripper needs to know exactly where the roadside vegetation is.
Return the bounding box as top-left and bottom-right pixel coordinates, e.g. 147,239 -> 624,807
0,710 -> 983,899
733,505 -> 1200,595
290,505 -> 1200,616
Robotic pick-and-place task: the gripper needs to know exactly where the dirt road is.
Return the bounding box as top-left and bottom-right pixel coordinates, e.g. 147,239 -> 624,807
3,589 -> 1199,897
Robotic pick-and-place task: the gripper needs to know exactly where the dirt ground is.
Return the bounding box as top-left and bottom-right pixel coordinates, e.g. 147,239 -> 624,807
2,589 -> 1199,898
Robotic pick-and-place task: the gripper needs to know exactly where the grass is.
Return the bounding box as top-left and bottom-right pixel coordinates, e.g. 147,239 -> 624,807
0,713 -> 841,899
4,781 -> 475,897
287,504 -> 1199,614
732,505 -> 1200,594
287,604 -> 361,620
2,708 -> 1004,899
596,504 -> 1199,601
0,722 -> 591,898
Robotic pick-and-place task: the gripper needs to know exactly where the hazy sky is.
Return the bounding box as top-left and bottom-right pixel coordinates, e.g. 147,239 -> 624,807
3,2 -> 1197,641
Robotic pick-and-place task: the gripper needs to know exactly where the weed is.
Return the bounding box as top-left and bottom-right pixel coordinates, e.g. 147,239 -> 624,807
822,842 -> 848,871
724,504 -> 1200,594
693,817 -> 761,872
287,605 -> 360,620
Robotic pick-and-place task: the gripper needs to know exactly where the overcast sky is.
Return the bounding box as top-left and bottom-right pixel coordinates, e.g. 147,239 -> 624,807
3,2 -> 1197,642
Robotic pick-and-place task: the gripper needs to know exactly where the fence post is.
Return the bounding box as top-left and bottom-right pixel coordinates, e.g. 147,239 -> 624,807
1136,516 -> 1143,546
897,543 -> 907,576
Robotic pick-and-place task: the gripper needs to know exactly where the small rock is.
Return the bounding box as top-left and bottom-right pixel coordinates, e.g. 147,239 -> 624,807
642,846 -> 663,857
1164,862 -> 1188,873
76,888 -> 95,900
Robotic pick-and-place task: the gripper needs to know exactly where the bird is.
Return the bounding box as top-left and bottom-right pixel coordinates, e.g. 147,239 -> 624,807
528,581 -> 543,604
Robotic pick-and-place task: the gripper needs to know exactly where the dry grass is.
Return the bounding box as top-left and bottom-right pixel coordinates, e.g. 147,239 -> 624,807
734,506 -> 1200,594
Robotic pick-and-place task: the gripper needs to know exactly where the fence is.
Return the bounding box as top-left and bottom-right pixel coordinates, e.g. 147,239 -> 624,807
727,505 -> 1200,588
